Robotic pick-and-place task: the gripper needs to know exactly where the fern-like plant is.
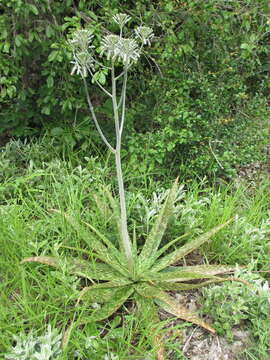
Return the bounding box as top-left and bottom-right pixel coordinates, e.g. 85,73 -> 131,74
22,14 -> 240,359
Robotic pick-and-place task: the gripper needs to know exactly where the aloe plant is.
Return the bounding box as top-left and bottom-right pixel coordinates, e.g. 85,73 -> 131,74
22,188 -> 238,358
22,14 -> 240,359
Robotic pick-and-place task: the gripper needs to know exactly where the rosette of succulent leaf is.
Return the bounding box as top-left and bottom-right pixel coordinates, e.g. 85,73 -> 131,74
22,181 -> 241,359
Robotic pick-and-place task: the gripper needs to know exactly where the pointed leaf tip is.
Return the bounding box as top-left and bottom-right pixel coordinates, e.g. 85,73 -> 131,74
21,256 -> 59,267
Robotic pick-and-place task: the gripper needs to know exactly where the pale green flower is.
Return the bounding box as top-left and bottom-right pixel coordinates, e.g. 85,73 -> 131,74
69,29 -> 94,52
135,26 -> 154,46
112,13 -> 131,28
69,29 -> 95,77
100,35 -> 140,65
71,51 -> 94,77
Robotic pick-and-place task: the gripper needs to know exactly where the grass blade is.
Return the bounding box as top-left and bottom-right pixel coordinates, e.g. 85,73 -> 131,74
135,294 -> 165,360
151,219 -> 233,272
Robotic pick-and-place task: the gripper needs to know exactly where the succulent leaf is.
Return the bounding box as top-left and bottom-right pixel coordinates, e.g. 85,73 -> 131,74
151,218 -> 233,272
166,264 -> 237,276
50,209 -> 128,276
135,283 -> 215,333
21,256 -> 123,281
153,232 -> 191,261
145,270 -> 222,283
138,178 -> 179,270
78,286 -> 134,323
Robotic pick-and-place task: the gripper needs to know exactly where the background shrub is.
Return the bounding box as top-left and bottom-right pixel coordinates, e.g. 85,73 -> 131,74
0,0 -> 269,180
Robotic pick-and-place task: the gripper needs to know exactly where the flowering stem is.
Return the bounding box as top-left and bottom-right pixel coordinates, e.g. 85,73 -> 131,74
119,68 -> 128,135
111,63 -> 134,272
83,77 -> 115,153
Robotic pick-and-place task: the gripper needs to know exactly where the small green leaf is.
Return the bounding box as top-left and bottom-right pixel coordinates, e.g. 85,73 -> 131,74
47,76 -> 54,88
99,72 -> 106,85
28,32 -> 35,42
46,25 -> 54,38
41,105 -> 51,115
28,4 -> 39,15
7,86 -> 16,98
48,50 -> 59,62
51,127 -> 64,136
3,42 -> 10,53
15,35 -> 22,47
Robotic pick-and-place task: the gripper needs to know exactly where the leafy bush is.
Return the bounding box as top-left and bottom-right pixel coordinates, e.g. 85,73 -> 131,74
124,0 -> 270,179
1,0 -> 269,179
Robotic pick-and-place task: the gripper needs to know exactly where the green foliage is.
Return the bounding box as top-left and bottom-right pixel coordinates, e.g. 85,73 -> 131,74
5,325 -> 62,360
22,180 -> 239,358
201,267 -> 270,357
124,0 -> 270,180
0,0 -> 113,135
1,0 -> 269,179
1,140 -> 269,358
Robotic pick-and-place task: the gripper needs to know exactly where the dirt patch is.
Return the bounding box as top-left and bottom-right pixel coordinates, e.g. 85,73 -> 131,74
180,327 -> 251,360
158,291 -> 253,360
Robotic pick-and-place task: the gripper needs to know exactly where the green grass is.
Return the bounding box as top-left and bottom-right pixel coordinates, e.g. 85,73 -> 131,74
0,138 -> 269,359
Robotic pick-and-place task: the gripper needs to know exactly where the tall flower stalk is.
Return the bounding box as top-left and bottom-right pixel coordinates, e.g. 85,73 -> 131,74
68,15 -> 154,272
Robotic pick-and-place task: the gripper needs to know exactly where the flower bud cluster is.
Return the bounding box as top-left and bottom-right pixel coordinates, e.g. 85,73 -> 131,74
69,30 -> 95,77
100,35 -> 140,65
69,14 -> 154,74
